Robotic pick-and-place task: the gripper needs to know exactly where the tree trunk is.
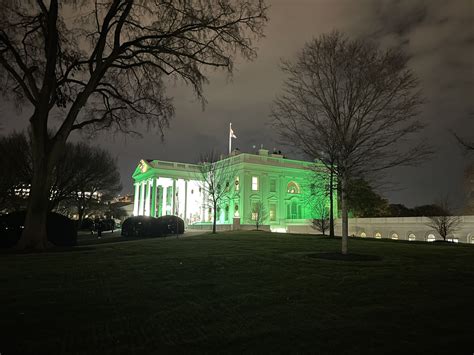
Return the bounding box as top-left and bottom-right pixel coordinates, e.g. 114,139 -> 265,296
17,155 -> 54,250
329,167 -> 335,238
340,176 -> 349,255
212,201 -> 217,234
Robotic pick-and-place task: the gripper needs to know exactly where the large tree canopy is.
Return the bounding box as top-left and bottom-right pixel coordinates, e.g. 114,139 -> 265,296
0,0 -> 267,249
272,32 -> 427,254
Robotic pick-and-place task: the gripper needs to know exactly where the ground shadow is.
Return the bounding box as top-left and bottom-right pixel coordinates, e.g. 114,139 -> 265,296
306,252 -> 382,262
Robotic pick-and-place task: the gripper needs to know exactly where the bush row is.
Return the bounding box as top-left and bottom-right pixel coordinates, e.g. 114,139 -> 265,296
121,215 -> 184,238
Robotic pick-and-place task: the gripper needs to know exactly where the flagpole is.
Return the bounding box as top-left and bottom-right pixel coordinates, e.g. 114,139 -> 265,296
229,122 -> 232,155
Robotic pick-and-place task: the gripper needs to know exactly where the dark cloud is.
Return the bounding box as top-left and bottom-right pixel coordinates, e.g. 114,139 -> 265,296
1,0 -> 473,208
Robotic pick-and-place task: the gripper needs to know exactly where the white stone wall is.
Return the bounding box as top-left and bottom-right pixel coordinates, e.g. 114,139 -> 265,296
286,216 -> 474,244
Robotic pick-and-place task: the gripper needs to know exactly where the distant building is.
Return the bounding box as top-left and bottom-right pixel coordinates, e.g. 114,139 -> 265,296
131,149 -> 334,230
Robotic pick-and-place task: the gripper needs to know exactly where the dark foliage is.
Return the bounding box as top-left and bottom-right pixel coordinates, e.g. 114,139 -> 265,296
156,215 -> 185,235
389,203 -> 448,217
346,179 -> 390,217
121,216 -> 184,238
79,218 -> 95,231
0,211 -> 77,248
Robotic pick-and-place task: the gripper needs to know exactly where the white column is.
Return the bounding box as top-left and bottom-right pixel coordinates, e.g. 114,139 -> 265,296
145,179 -> 151,216
172,179 -> 177,215
138,181 -> 145,215
133,182 -> 139,216
184,180 -> 188,224
162,186 -> 167,216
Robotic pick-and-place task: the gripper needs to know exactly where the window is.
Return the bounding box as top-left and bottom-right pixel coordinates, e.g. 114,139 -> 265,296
270,179 -> 276,192
408,234 -> 416,241
251,202 -> 258,221
286,201 -> 301,219
360,232 -> 367,238
235,176 -> 240,191
287,181 -> 300,194
427,234 -> 436,242
375,232 -> 382,239
391,233 -> 399,240
269,203 -> 276,221
252,176 -> 258,191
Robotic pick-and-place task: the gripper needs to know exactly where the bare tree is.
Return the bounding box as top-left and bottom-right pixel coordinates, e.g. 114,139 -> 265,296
311,199 -> 330,236
250,201 -> 268,230
452,114 -> 474,152
426,199 -> 462,241
0,132 -> 32,211
0,133 -> 121,223
0,0 -> 267,249
63,143 -> 122,228
272,31 -> 428,254
310,164 -> 336,237
197,151 -> 236,234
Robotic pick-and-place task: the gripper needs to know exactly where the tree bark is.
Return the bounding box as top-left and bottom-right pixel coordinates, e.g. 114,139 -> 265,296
212,201 -> 217,234
341,175 -> 349,255
329,167 -> 335,238
17,154 -> 54,249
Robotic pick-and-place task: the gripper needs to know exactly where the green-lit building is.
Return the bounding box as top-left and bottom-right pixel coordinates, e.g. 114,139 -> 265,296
132,149 -> 335,231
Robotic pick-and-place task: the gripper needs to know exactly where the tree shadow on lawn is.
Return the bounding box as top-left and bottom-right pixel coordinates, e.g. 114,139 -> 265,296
306,252 -> 382,262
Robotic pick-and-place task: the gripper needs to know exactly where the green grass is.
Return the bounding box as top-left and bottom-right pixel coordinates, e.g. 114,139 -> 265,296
1,232 -> 473,354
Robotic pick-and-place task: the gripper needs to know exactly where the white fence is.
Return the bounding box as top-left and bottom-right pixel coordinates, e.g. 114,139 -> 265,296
286,216 -> 474,244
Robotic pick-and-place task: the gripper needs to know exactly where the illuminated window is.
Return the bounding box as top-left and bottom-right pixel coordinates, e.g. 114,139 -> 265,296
427,234 -> 436,242
270,179 -> 276,192
287,181 -> 300,194
360,232 -> 367,238
269,203 -> 276,221
252,176 -> 258,191
375,232 -> 382,239
408,233 -> 416,241
391,233 -> 399,240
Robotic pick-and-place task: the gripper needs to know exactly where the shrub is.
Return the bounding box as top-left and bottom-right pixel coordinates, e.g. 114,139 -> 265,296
121,216 -> 159,238
121,216 -> 185,238
79,218 -> 95,231
0,211 -> 77,248
156,215 -> 185,235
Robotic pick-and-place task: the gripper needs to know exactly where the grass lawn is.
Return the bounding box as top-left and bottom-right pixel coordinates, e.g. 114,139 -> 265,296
1,231 -> 473,354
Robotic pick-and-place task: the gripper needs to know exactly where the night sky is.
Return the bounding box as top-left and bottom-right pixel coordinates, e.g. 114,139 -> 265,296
1,0 -> 473,209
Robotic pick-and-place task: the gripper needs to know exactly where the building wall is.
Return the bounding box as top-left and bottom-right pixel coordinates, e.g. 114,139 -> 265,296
131,153 -> 335,227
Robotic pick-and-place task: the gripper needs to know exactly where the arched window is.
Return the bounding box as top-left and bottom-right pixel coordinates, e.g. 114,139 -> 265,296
427,234 -> 436,242
408,233 -> 416,241
360,232 -> 367,238
287,181 -> 300,194
375,232 -> 382,239
391,233 -> 399,240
